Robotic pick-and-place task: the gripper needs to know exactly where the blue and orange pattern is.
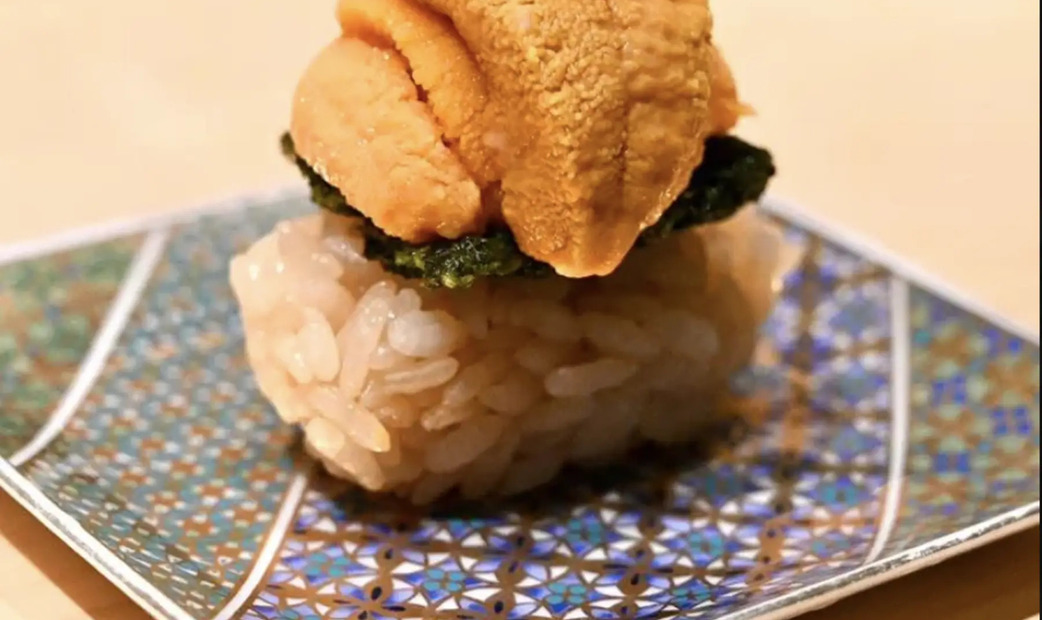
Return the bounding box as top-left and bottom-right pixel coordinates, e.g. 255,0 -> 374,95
0,237 -> 140,457
881,286 -> 1040,557
13,200 -> 309,617
0,194 -> 1037,620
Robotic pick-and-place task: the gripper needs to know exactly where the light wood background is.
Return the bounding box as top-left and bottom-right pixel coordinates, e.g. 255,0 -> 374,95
0,1 -> 1038,619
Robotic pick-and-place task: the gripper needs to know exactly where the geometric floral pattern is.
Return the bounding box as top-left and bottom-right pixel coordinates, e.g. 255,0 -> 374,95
13,200 -> 309,617
0,237 -> 140,457
882,286 -> 1040,557
0,194 -> 1038,620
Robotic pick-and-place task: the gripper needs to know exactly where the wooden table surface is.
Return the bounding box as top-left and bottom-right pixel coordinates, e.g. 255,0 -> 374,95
0,1 -> 1038,618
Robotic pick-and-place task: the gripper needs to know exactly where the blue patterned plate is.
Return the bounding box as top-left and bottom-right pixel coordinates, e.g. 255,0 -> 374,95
0,189 -> 1038,620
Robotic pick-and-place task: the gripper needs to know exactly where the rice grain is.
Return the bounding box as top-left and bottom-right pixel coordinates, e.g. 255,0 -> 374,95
230,208 -> 795,502
544,359 -> 639,397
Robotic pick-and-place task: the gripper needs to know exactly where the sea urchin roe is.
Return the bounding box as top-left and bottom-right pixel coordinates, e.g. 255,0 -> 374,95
336,0 -> 500,187
290,38 -> 484,243
291,0 -> 745,278
282,133 -> 775,288
416,0 -> 628,277
706,42 -> 750,133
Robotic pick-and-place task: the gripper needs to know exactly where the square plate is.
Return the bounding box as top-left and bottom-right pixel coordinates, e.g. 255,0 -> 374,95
0,189 -> 1038,620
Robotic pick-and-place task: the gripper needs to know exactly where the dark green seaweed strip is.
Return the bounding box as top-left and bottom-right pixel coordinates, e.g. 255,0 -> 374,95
280,132 -> 775,288
639,135 -> 776,242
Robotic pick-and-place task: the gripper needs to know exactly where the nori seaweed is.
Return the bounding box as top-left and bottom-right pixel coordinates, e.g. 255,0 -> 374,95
280,132 -> 775,288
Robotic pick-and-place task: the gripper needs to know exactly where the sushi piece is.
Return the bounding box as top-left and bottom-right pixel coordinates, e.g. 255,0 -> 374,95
230,0 -> 798,503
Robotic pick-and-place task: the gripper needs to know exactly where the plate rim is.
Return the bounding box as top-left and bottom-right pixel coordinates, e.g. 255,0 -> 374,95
0,185 -> 1038,620
713,503 -> 1040,620
2,454 -> 1037,620
0,457 -> 191,620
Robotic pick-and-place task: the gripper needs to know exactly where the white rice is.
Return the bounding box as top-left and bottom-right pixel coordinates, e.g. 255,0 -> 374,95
229,208 -> 798,503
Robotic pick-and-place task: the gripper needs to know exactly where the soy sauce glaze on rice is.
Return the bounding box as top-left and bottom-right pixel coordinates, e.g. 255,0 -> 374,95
230,0 -> 798,503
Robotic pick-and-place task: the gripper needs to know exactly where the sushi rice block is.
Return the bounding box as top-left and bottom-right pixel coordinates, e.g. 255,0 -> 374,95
230,209 -> 796,503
